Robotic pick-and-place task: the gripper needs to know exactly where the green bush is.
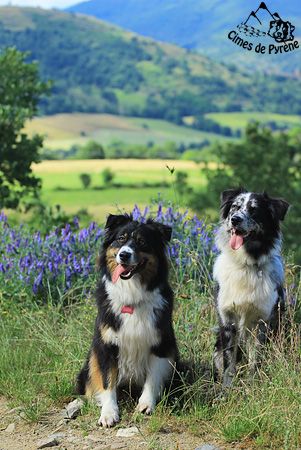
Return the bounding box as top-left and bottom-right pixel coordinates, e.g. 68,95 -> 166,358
189,123 -> 301,260
101,168 -> 115,186
76,141 -> 105,159
79,173 -> 91,189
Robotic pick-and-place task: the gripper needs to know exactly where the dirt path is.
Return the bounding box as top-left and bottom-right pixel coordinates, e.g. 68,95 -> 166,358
0,398 -> 225,450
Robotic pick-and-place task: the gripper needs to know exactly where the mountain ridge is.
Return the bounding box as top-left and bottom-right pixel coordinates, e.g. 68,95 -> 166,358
0,6 -> 301,118
67,0 -> 301,73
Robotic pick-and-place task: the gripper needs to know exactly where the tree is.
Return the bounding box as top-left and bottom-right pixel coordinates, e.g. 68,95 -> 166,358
102,168 -> 115,187
79,173 -> 91,189
190,123 -> 301,259
0,48 -> 49,209
76,140 -> 105,159
174,171 -> 192,198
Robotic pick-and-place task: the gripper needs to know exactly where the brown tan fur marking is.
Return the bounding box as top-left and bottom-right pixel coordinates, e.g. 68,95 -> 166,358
88,351 -> 104,395
106,246 -> 118,276
109,366 -> 118,389
99,324 -> 114,344
86,350 -> 118,398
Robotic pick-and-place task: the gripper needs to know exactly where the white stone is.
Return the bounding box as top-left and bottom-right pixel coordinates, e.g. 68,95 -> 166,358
37,436 -> 60,448
4,423 -> 15,433
195,444 -> 220,450
116,426 -> 139,437
62,398 -> 83,419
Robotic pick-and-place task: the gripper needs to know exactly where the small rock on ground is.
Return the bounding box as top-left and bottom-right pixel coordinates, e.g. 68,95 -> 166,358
195,444 -> 221,450
4,423 -> 15,433
37,436 -> 60,449
116,426 -> 139,438
48,433 -> 65,440
62,398 -> 83,419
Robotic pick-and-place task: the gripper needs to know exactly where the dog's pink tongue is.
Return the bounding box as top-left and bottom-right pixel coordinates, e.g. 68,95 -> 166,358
230,232 -> 244,250
112,264 -> 127,283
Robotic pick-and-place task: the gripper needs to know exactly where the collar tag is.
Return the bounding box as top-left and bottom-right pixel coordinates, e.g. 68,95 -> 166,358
121,305 -> 134,314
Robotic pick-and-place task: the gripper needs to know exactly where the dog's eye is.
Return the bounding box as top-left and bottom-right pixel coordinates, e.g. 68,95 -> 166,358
118,234 -> 127,243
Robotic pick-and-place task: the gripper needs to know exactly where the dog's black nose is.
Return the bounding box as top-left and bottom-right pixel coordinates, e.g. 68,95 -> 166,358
119,251 -> 131,262
231,215 -> 243,226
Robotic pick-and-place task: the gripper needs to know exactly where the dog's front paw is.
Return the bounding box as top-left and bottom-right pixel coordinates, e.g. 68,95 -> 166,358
98,409 -> 119,427
136,396 -> 155,415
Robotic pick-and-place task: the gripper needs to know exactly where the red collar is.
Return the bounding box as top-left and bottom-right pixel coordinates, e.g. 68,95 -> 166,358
121,305 -> 134,314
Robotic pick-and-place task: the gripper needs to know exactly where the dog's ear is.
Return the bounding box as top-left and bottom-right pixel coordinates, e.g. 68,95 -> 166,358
157,223 -> 172,242
105,214 -> 132,231
147,220 -> 172,242
220,187 -> 247,218
221,187 -> 247,205
268,197 -> 290,221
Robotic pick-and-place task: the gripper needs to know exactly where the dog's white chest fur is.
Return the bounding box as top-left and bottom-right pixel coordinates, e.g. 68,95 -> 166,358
214,252 -> 279,328
213,225 -> 284,329
104,277 -> 164,384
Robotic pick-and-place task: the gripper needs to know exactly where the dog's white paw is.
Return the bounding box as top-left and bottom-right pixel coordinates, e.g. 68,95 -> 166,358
98,409 -> 119,427
136,397 -> 155,415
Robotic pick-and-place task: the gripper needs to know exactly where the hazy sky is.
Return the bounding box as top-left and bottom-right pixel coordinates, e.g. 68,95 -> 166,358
0,0 -> 77,7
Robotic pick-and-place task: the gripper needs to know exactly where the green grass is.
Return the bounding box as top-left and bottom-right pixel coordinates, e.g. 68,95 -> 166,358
206,112 -> 301,130
25,113 -> 230,150
32,159 -> 207,220
0,299 -> 93,421
41,187 -> 171,219
1,269 -> 301,448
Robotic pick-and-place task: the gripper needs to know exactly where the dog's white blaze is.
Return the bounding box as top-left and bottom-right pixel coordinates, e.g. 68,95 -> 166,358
231,193 -> 250,210
116,245 -> 134,265
240,192 -> 251,212
104,277 -> 166,384
227,192 -> 251,229
214,223 -> 284,330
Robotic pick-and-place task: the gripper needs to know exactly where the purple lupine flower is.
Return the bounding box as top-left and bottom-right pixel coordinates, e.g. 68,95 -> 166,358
33,271 -> 43,294
0,204 -> 218,301
73,217 -> 80,229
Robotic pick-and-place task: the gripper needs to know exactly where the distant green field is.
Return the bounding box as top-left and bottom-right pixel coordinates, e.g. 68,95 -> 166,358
25,113 -> 230,150
206,112 -> 301,130
26,112 -> 301,154
33,159 -> 206,220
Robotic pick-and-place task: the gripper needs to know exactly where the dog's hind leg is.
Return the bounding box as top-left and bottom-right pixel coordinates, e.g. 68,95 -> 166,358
136,354 -> 174,414
246,320 -> 268,375
270,288 -> 285,335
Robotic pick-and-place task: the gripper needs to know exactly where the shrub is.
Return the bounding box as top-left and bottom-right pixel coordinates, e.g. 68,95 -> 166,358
76,141 -> 105,159
79,173 -> 91,189
101,168 -> 115,186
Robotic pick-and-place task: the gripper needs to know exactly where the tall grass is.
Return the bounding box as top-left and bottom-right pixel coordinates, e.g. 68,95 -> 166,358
0,206 -> 300,448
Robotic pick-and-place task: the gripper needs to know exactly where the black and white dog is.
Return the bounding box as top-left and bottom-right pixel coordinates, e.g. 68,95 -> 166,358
213,188 -> 289,386
77,214 -> 178,427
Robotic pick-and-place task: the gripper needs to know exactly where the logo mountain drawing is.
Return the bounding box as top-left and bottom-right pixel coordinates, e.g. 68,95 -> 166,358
244,2 -> 275,29
238,1 -> 295,43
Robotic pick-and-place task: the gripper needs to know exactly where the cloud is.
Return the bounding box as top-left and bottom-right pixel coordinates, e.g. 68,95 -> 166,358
0,0 -> 76,8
